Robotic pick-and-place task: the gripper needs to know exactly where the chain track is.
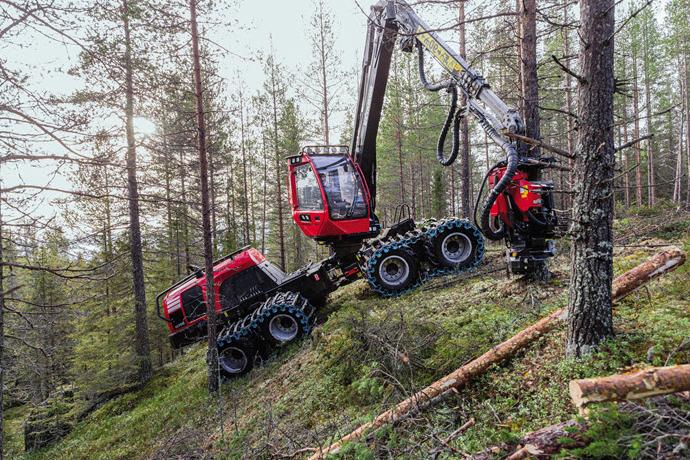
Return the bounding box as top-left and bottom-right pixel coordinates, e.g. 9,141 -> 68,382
360,218 -> 485,298
216,291 -> 315,351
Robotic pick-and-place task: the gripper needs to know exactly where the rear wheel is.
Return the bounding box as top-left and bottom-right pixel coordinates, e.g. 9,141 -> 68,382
217,339 -> 256,379
426,221 -> 481,269
371,248 -> 420,293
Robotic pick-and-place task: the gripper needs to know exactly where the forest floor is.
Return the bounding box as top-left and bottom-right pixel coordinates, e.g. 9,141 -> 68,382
5,208 -> 690,460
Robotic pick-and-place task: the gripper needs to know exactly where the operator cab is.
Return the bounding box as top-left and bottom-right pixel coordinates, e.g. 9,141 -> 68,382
288,146 -> 379,241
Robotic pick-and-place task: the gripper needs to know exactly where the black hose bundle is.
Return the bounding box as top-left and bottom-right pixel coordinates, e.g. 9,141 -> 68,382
417,43 -> 460,166
474,144 -> 518,240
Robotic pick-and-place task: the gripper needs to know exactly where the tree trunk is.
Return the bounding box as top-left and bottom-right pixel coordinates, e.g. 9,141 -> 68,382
395,118 -> 406,206
261,132 -> 268,253
684,51 -> 690,209
239,92 -> 251,244
610,247 -> 685,299
632,49 -> 644,207
208,138 -> 218,256
519,0 -> 541,159
179,148 -> 191,271
515,0 -> 524,118
642,19 -> 655,206
307,248 -> 685,459
623,113 -> 631,207
0,194 -> 5,460
563,2 -> 575,210
122,0 -> 152,385
570,365 -> 690,408
566,0 -> 616,358
458,0 -> 471,218
317,2 -> 330,144
190,0 -> 218,393
269,59 -> 286,270
673,70 -> 683,203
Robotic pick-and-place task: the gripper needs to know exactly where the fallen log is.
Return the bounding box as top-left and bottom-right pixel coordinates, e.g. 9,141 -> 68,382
308,248 -> 685,459
611,247 -> 685,300
469,420 -> 588,460
570,364 -> 690,408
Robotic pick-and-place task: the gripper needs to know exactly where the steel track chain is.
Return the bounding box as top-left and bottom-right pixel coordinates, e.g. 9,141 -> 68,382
216,291 -> 315,350
361,218 -> 485,298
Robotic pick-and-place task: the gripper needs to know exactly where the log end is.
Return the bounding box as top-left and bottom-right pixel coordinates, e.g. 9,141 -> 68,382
569,379 -> 585,408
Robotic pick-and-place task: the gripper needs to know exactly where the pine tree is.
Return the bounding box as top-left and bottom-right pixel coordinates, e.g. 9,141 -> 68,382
566,0 -> 616,357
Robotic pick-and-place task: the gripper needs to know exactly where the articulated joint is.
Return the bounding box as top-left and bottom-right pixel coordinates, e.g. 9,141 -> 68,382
458,71 -> 489,99
503,109 -> 524,135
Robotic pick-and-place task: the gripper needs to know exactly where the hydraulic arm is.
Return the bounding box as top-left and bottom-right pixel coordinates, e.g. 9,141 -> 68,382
349,0 -> 559,277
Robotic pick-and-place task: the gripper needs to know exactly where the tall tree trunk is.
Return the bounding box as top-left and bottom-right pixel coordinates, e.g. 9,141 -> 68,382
674,67 -> 684,203
623,117 -> 631,208
642,19 -> 655,206
0,194 -> 5,460
162,134 -> 178,280
239,93 -> 250,244
190,0 -> 218,393
269,59 -> 286,269
458,0 -> 471,218
209,139 -> 218,256
519,0 -> 541,159
632,49 -> 644,206
179,148 -> 191,270
122,0 -> 152,385
563,2 -> 575,209
515,0 -> 524,118
566,0 -> 616,357
317,2 -> 330,144
261,132 -> 268,253
395,118 -> 406,205
684,51 -> 690,209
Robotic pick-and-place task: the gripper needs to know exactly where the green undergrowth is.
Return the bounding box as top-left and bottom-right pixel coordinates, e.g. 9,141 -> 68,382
8,214 -> 689,459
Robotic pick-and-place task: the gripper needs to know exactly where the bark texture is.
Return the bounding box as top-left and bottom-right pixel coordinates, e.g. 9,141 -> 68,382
519,0 -> 541,158
570,365 -> 690,408
611,247 -> 685,299
189,0 -> 218,393
0,196 -> 4,460
308,248 -> 685,459
122,0 -> 152,385
566,0 -> 616,358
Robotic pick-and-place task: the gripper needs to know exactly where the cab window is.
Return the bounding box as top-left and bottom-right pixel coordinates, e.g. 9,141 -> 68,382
294,164 -> 323,211
312,155 -> 367,220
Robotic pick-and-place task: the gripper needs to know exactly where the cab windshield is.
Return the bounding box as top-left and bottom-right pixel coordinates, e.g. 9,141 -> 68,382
312,155 -> 367,220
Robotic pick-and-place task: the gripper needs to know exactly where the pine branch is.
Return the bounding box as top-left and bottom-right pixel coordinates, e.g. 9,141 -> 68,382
551,55 -> 586,84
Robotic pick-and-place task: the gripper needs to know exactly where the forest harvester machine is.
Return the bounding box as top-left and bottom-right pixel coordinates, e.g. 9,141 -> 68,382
157,0 -> 561,379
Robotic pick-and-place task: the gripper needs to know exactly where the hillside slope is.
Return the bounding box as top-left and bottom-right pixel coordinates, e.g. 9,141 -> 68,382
7,212 -> 689,460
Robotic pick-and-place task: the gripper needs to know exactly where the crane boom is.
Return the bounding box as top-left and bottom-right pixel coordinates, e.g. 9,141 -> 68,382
351,0 -> 524,211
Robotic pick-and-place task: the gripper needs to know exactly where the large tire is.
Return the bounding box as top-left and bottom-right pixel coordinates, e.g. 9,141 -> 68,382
370,247 -> 420,293
426,221 -> 481,269
217,338 -> 257,379
257,292 -> 314,347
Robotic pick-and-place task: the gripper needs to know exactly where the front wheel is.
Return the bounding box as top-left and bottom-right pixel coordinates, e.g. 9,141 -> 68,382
257,292 -> 314,347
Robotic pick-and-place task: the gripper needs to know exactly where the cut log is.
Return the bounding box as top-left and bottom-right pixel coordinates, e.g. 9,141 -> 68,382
611,247 -> 685,300
570,364 -> 690,408
308,249 -> 685,459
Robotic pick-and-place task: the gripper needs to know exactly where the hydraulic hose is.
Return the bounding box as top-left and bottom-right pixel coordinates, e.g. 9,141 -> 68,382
479,143 -> 518,240
470,109 -> 520,241
417,43 -> 460,166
